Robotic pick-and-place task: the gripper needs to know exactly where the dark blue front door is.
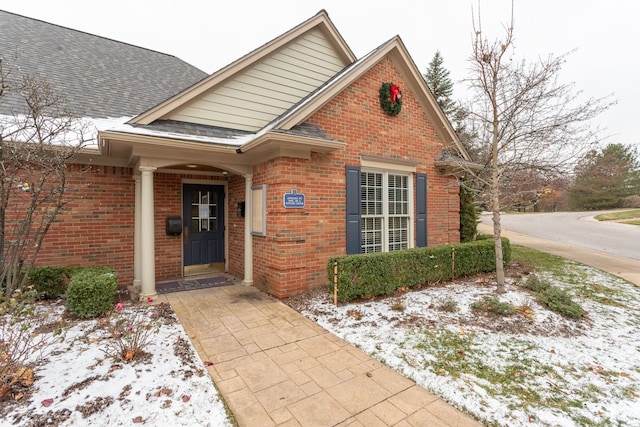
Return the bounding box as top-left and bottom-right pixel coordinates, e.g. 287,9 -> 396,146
183,184 -> 225,266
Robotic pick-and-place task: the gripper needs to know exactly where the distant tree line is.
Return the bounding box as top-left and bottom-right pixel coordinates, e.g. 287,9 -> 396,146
568,143 -> 640,210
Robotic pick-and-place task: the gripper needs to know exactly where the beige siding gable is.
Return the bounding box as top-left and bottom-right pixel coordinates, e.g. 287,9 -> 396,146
167,28 -> 349,132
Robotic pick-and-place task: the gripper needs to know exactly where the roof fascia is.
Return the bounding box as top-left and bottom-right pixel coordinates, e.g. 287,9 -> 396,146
130,10 -> 356,126
98,130 -> 240,154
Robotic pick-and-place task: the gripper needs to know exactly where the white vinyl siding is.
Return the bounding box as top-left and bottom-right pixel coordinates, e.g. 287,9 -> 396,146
360,171 -> 411,253
168,28 -> 348,131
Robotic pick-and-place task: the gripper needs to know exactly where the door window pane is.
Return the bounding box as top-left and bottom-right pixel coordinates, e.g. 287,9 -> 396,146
190,190 -> 218,232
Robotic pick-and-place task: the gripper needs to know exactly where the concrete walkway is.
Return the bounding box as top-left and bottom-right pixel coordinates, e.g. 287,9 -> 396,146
157,284 -> 482,427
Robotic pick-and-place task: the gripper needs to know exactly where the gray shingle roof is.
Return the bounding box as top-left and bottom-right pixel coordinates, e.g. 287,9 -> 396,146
136,119 -> 253,139
0,10 -> 208,118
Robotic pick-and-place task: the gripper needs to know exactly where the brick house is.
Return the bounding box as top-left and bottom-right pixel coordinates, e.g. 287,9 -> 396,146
1,9 -> 472,299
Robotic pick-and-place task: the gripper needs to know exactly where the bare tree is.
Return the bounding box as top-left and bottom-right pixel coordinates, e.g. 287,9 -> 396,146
457,3 -> 614,290
0,57 -> 89,297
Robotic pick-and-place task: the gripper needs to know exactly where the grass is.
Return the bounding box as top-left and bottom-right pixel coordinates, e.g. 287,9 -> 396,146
414,245 -> 638,424
594,209 -> 640,225
512,245 -> 634,308
511,246 -> 573,278
411,329 -> 601,424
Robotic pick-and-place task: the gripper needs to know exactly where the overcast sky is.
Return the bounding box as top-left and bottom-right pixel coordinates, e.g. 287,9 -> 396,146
4,0 -> 639,148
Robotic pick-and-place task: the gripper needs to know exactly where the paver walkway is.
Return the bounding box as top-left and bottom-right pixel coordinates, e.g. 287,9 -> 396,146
157,284 -> 482,427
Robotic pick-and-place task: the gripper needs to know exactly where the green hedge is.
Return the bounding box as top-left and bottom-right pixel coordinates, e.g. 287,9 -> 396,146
65,266 -> 118,318
27,266 -> 70,299
327,238 -> 511,303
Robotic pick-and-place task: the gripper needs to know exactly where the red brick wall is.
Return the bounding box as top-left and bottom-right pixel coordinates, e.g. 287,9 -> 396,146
36,166 -> 228,287
36,165 -> 136,284
251,58 -> 460,298
152,172 -> 184,280
227,175 -> 246,278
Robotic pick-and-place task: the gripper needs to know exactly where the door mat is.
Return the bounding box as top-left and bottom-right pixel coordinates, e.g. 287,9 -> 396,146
156,276 -> 234,294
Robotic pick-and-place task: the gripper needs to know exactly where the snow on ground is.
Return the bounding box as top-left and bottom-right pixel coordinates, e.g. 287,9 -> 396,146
294,264 -> 640,426
0,301 -> 232,427
2,259 -> 639,427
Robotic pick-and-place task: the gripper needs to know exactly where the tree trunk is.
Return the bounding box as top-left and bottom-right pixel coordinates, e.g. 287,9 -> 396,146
492,205 -> 505,292
491,94 -> 506,292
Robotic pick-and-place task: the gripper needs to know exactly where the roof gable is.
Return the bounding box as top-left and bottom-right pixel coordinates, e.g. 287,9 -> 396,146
266,36 -> 469,159
131,10 -> 355,130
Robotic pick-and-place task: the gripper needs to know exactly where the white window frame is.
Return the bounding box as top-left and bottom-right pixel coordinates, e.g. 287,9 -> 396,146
360,156 -> 415,253
251,184 -> 266,236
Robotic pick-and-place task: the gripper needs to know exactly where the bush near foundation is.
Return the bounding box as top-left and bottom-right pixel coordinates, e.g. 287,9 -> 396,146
327,238 -> 511,303
27,266 -> 70,299
65,267 -> 118,318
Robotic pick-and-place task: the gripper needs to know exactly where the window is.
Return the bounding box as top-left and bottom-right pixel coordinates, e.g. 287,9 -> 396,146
190,190 -> 218,232
346,163 -> 424,255
360,171 -> 410,253
251,184 -> 266,236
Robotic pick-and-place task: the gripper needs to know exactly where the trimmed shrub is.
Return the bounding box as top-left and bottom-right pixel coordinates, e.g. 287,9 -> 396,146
66,267 -> 118,318
27,267 -> 69,299
328,238 -> 511,302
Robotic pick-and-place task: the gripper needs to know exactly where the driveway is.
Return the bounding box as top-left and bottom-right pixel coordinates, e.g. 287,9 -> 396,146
478,211 -> 640,286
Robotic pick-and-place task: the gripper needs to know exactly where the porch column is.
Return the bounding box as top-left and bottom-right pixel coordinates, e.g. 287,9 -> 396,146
132,175 -> 142,290
242,174 -> 253,286
139,166 -> 157,299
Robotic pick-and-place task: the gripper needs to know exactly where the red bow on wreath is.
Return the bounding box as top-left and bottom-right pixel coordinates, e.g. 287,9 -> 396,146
390,85 -> 401,104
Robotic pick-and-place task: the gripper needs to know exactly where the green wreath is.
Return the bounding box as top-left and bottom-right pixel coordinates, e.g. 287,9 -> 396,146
379,82 -> 402,115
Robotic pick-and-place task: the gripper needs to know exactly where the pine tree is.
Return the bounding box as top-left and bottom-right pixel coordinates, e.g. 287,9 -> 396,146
424,51 -> 479,241
424,50 -> 456,117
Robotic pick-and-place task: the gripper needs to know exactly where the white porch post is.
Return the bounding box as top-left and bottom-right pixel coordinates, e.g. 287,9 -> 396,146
132,175 -> 142,290
139,166 -> 157,299
242,174 -> 253,286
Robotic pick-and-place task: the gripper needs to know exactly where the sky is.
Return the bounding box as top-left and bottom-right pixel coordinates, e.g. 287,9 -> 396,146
4,0 -> 639,148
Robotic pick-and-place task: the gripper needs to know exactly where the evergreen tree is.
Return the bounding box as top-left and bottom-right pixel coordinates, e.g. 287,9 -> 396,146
568,143 -> 640,210
424,51 -> 479,241
424,50 -> 456,117
459,177 -> 478,242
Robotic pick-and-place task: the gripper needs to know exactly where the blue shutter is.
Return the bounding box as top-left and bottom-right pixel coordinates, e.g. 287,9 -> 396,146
416,173 -> 427,247
345,166 -> 361,254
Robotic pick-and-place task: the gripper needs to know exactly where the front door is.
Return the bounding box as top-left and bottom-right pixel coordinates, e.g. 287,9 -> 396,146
183,184 -> 225,267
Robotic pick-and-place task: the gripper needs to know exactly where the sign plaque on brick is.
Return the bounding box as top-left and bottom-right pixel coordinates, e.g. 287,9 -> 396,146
283,189 -> 305,208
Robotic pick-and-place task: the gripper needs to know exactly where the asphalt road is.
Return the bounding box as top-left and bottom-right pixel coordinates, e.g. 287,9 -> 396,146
480,211 -> 640,261
478,210 -> 640,286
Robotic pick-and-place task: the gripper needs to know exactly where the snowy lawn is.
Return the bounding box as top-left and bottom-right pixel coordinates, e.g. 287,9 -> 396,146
286,251 -> 640,426
0,300 -> 233,427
